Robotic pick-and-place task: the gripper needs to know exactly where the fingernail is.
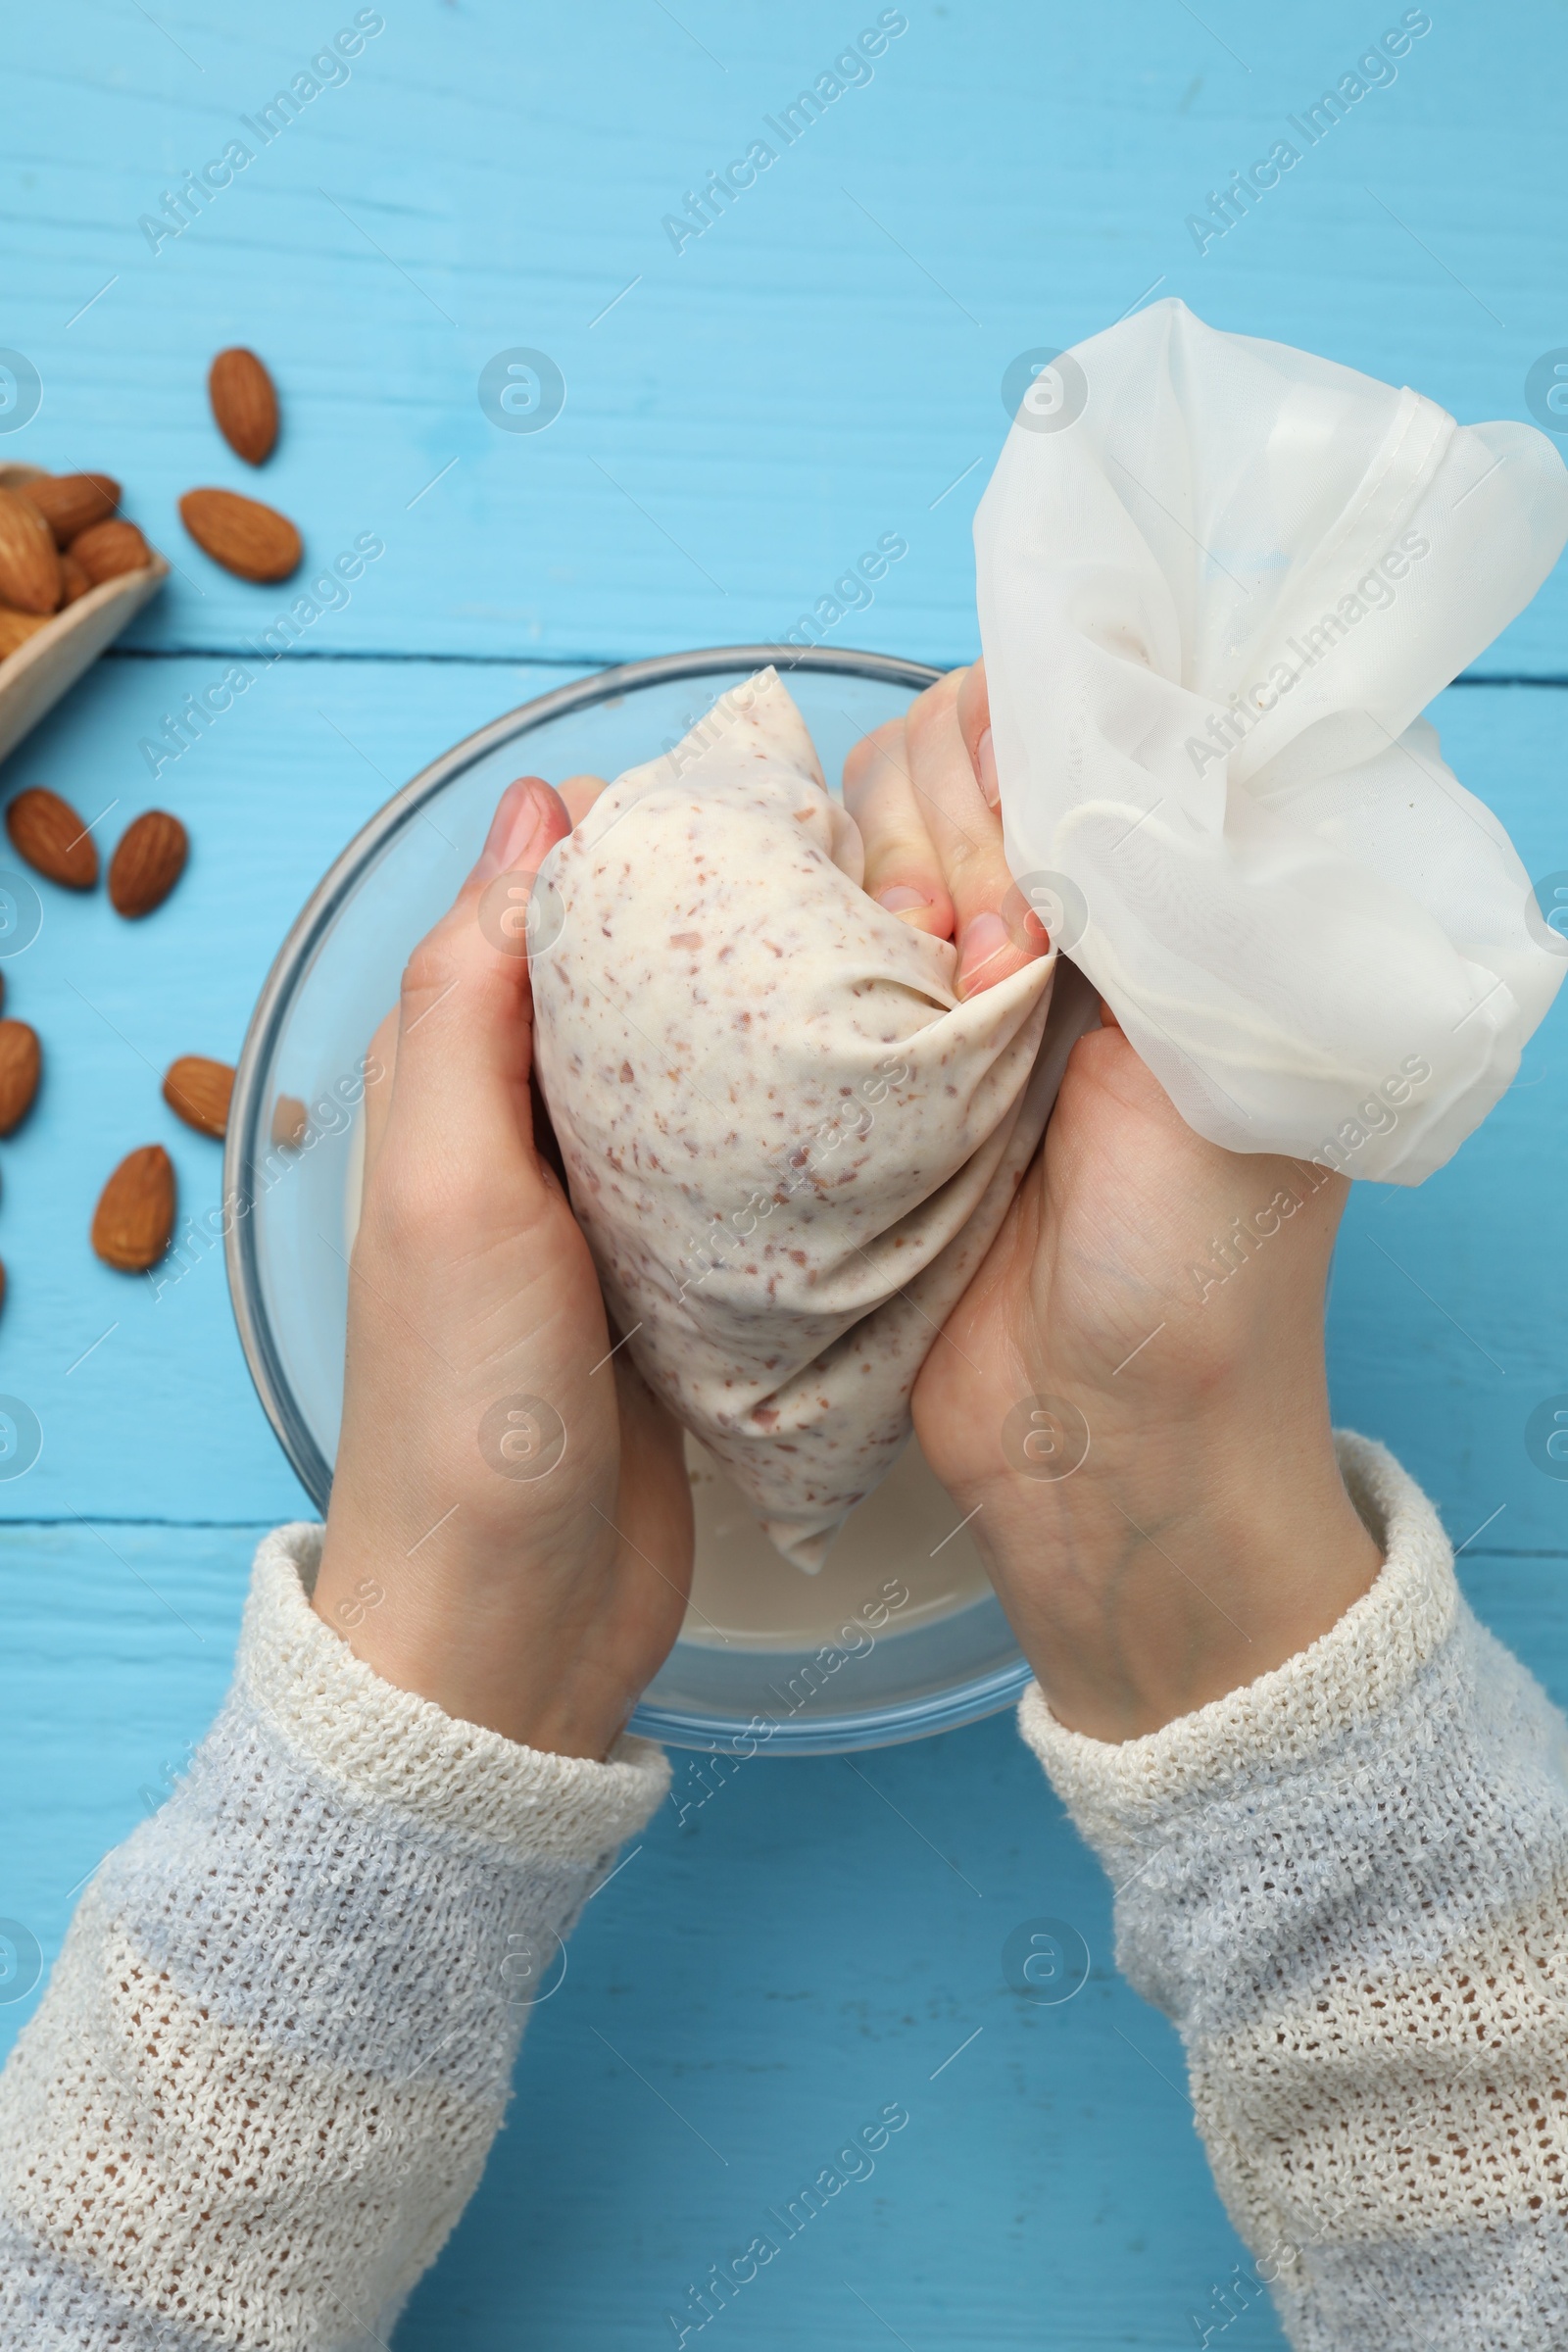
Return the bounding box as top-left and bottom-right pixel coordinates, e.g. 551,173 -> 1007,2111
472,777 -> 550,884
977,728 -> 1000,810
876,885 -> 930,914
956,910 -> 1011,995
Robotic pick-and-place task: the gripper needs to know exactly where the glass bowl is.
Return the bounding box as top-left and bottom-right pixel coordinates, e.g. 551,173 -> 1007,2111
224,647 -> 1035,1753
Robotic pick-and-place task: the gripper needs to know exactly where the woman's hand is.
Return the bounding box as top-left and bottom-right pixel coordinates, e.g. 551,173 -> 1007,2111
842,664 -> 1048,995
313,776 -> 694,1760
849,666 -> 1382,1743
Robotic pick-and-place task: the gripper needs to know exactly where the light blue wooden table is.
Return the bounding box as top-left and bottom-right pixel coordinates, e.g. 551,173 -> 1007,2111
4,6 -> 1566,2344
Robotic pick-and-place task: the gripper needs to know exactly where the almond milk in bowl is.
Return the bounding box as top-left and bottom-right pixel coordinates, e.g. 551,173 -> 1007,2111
225,650 -> 1034,1752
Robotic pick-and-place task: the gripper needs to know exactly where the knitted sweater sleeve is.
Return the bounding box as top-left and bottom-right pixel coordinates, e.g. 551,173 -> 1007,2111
0,1525 -> 669,2350
1020,1433 -> 1568,2351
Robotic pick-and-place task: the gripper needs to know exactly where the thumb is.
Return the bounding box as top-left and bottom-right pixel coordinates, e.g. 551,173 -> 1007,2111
382,775 -> 571,1179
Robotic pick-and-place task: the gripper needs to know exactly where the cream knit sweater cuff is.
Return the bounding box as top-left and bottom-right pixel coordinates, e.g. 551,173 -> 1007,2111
0,1525 -> 669,2352
1017,1431 -> 1454,1852
1017,1432 -> 1568,2352
243,1521 -> 670,1858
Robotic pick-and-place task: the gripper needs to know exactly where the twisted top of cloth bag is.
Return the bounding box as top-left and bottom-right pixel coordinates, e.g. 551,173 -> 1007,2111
975,298 -> 1568,1183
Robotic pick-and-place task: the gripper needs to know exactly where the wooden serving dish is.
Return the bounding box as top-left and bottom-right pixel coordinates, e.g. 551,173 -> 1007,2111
0,464 -> 169,769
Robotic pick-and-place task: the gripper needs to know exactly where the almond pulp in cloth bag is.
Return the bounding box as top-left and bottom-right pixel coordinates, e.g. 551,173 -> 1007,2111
531,669 -> 1096,1570
976,297 -> 1568,1183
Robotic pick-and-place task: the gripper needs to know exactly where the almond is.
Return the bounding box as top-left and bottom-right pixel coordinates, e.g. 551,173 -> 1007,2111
164,1054 -> 233,1140
0,489 -> 62,614
0,610 -> 50,659
20,472 -> 120,549
71,517 -> 154,585
271,1093 -> 310,1150
0,1020 -> 40,1136
109,808 -> 187,918
209,348 -> 279,466
5,787 -> 97,889
179,487 -> 301,583
58,553 -> 90,605
92,1144 -> 175,1272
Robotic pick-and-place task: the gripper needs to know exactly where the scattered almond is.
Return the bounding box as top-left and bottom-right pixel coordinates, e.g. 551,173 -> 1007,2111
5,787 -> 97,889
0,1021 -> 40,1136
164,1054 -> 233,1140
92,1144 -> 175,1271
71,517 -> 155,585
20,472 -> 120,549
0,610 -> 49,659
0,488 -> 63,614
179,487 -> 301,583
58,553 -> 91,606
109,809 -> 187,918
209,348 -> 279,466
270,1094 -> 310,1150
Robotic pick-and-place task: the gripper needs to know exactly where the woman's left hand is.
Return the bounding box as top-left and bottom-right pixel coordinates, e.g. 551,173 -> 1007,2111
313,775 -> 695,1760
847,665 -> 1382,1743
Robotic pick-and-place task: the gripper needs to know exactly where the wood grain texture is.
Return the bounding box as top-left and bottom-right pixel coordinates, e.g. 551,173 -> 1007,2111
1,1531 -> 1563,2351
1,6 -> 1566,2346
0,651 -> 587,1523
3,4 -> 1567,668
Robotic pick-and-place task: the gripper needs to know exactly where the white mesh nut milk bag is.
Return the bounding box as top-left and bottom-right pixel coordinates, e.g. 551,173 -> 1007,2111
531,669 -> 1096,1570
975,298 -> 1568,1184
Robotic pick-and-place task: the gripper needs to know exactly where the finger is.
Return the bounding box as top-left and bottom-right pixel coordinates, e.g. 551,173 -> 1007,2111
905,668 -> 1047,1000
380,774 -> 571,1195
955,658 -> 1000,810
842,718 -> 955,940
558,771 -> 610,828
